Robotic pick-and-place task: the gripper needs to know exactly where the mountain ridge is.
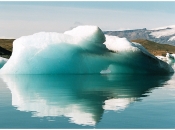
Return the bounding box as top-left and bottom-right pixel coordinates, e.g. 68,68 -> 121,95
104,25 -> 175,46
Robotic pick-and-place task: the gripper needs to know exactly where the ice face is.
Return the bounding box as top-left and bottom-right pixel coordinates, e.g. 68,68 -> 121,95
0,57 -> 8,69
0,25 -> 174,74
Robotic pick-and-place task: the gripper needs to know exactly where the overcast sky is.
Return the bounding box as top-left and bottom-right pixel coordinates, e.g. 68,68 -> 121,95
0,1 -> 175,38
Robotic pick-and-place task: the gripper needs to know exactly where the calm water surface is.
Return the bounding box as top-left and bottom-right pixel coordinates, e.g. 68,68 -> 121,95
0,74 -> 175,128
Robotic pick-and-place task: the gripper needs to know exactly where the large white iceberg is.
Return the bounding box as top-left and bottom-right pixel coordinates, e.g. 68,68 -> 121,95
0,25 -> 173,74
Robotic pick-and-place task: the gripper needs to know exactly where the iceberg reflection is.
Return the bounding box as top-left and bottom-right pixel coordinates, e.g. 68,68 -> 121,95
1,74 -> 172,126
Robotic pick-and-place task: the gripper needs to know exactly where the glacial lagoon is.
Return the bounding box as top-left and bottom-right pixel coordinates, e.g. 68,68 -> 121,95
0,74 -> 175,128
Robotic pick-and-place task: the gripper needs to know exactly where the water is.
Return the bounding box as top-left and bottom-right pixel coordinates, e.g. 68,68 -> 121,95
0,74 -> 175,128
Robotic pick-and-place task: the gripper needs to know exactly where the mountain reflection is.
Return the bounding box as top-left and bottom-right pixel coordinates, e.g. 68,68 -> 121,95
1,74 -> 172,126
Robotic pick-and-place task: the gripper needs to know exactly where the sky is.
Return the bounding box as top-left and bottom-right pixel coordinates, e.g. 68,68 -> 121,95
0,1 -> 175,38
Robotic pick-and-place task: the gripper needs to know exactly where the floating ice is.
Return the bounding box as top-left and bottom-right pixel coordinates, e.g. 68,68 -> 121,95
0,57 -> 8,68
156,53 -> 175,63
166,53 -> 175,60
156,53 -> 175,70
0,25 -> 173,74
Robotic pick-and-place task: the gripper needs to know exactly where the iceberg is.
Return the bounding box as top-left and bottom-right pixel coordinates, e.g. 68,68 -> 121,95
166,53 -> 175,60
156,53 -> 175,70
0,25 -> 173,74
156,53 -> 175,64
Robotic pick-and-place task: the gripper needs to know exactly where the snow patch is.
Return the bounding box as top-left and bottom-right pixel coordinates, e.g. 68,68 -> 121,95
151,25 -> 175,30
150,28 -> 175,38
169,36 -> 175,41
150,25 -> 175,38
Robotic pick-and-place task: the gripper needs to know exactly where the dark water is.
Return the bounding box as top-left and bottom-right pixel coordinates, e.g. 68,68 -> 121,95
0,74 -> 175,128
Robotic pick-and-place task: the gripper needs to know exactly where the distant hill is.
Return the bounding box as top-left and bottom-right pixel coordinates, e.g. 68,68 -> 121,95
0,39 -> 14,51
132,39 -> 175,56
104,25 -> 175,46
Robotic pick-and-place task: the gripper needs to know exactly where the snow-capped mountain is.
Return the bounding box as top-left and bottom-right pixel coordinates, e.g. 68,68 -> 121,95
104,25 -> 175,46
